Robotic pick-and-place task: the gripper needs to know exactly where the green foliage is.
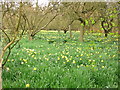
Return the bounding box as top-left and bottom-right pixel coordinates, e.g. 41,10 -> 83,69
91,20 -> 95,25
100,18 -> 104,21
109,15 -> 117,18
111,22 -> 116,27
113,10 -> 117,13
3,31 -> 118,88
80,23 -> 84,26
103,23 -> 108,26
100,28 -> 104,30
85,20 -> 89,25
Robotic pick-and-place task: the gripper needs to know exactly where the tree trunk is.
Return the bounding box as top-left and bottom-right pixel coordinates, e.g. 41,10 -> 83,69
28,30 -> 34,40
105,33 -> 108,37
118,4 -> 120,36
64,30 -> 67,34
0,59 -> 2,89
58,29 -> 60,34
29,35 -> 33,40
69,25 -> 72,38
29,34 -> 35,40
104,30 -> 108,37
79,26 -> 84,42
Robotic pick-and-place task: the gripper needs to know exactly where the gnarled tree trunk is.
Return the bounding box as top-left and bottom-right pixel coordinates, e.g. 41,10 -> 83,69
69,25 -> 72,38
104,31 -> 108,37
0,58 -> 2,89
79,26 -> 84,42
28,30 -> 34,40
64,30 -> 67,34
0,59 -> 2,89
29,35 -> 34,40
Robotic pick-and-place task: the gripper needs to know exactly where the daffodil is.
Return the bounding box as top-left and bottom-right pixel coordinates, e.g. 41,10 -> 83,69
21,62 -> 24,64
58,57 -> 60,60
76,55 -> 79,57
80,64 -> 84,66
77,65 -> 80,68
23,59 -> 27,63
113,55 -> 115,57
62,56 -> 65,58
89,60 -> 92,62
72,60 -> 76,64
66,59 -> 69,62
99,55 -> 102,58
93,60 -> 95,62
26,84 -> 30,88
102,66 -> 105,68
33,67 -> 37,71
46,58 -> 49,61
101,60 -> 104,62
6,67 -> 10,71
63,62 -> 66,64
80,54 -> 83,56
32,55 -> 34,57
11,59 -> 14,62
34,57 -> 37,59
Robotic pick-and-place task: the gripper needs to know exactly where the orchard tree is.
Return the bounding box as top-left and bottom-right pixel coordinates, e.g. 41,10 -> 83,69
118,1 -> 120,35
23,1 -> 59,40
0,2 -> 27,89
59,2 -> 96,42
99,2 -> 118,37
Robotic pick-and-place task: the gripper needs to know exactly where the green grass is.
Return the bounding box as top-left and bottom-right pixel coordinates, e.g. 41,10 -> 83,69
3,31 -> 118,88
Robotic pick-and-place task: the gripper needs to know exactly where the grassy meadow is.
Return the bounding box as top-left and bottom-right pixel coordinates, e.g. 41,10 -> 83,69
3,31 -> 118,88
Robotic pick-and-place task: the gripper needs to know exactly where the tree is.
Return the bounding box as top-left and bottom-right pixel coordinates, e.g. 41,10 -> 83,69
0,2 -> 27,89
118,2 -> 120,35
99,2 -> 118,37
23,2 -> 59,40
60,2 -> 97,42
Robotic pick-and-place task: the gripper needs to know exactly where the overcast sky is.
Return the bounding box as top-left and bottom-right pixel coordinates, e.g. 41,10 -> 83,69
0,0 -> 118,3
31,0 -> 49,7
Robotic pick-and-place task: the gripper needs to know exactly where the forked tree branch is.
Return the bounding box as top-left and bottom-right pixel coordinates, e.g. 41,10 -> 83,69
0,2 -> 23,67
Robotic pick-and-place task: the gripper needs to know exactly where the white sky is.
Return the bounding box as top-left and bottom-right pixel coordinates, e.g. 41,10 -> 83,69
31,0 -> 49,6
37,0 -> 49,5
0,0 -> 118,3
0,0 -> 49,5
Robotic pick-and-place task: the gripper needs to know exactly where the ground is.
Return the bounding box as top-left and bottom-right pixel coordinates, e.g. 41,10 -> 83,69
3,31 -> 118,88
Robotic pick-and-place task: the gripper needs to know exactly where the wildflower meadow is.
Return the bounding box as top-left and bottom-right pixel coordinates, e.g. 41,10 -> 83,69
3,31 -> 118,88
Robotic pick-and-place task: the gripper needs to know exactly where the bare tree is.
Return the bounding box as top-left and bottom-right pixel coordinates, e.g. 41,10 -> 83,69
59,2 -> 96,42
0,2 -> 27,89
23,2 -> 59,40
